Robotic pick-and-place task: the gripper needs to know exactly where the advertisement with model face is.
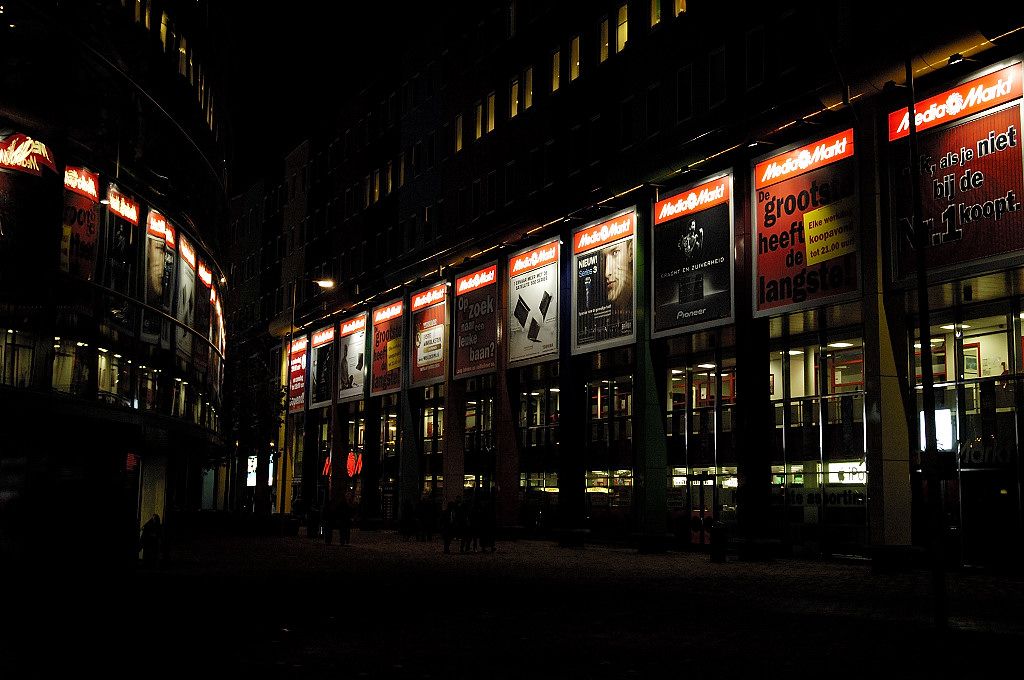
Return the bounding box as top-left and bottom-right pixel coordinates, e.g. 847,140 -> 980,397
652,173 -> 734,337
141,210 -> 175,345
888,62 -> 1024,282
288,335 -> 308,414
309,324 -> 335,409
338,312 -> 367,402
454,264 -> 498,377
103,184 -> 139,334
175,235 -> 196,360
194,261 -> 213,374
572,207 -> 636,354
60,166 -> 100,281
410,283 -> 448,386
508,240 -> 559,366
752,129 -> 859,317
371,299 -> 404,396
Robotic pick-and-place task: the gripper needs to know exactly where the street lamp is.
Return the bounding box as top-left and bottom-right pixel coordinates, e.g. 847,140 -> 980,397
281,276 -> 335,520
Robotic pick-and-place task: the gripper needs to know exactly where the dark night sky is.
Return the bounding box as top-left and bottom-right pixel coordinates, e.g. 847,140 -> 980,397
217,3 -> 434,194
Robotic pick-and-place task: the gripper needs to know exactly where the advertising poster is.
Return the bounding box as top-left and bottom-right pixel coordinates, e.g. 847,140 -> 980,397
194,261 -> 213,375
211,285 -> 224,398
103,184 -> 139,333
572,207 -> 637,354
338,312 -> 367,402
508,240 -> 559,366
651,173 -> 734,337
288,335 -> 308,414
410,283 -> 447,386
889,62 -> 1024,281
454,264 -> 498,377
309,325 -> 335,409
753,129 -> 859,317
371,299 -> 404,396
175,235 -> 196,360
60,166 -> 100,281
141,210 -> 174,344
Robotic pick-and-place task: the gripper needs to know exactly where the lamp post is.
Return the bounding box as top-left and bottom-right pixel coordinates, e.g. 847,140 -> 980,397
281,276 -> 334,520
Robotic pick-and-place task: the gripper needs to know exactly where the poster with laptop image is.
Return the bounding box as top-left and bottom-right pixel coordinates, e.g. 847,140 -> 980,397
651,172 -> 734,338
337,312 -> 367,402
572,207 -> 637,354
508,239 -> 559,366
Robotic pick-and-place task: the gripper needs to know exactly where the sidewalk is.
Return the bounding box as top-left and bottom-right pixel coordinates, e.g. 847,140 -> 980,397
9,529 -> 1021,677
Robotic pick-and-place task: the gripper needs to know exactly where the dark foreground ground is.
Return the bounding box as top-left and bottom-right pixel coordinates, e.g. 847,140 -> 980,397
5,528 -> 1024,677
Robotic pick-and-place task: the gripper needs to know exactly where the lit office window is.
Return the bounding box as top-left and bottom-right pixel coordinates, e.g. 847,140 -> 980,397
373,169 -> 380,203
510,78 -> 520,118
178,36 -> 187,76
524,67 -> 534,108
651,0 -> 661,26
475,101 -> 483,139
551,49 -> 561,92
600,19 -> 610,62
386,161 -> 393,194
159,11 -> 169,50
676,0 -> 687,16
455,115 -> 463,152
570,35 -> 580,81
487,91 -> 496,132
616,5 -> 628,52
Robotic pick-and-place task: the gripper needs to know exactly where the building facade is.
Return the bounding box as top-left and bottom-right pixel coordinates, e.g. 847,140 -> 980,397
237,1 -> 1023,569
0,0 -> 230,567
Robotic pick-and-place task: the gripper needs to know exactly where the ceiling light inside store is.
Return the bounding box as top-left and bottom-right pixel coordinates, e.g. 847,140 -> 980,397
940,324 -> 970,330
549,388 -> 560,393
698,363 -> 716,369
788,350 -> 803,355
828,342 -> 855,348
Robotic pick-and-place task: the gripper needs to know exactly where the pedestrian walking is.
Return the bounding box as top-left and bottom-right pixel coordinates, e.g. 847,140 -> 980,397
139,513 -> 162,568
441,500 -> 457,554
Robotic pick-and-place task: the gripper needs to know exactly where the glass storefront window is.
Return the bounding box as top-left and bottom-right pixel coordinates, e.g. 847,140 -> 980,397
824,339 -> 863,395
52,339 -> 91,396
139,367 -> 160,411
97,349 -> 133,407
1,329 -> 33,388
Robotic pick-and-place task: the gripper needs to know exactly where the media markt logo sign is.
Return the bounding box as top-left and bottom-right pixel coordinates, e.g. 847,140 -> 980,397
457,266 -> 497,294
511,244 -> 558,273
575,213 -> 635,252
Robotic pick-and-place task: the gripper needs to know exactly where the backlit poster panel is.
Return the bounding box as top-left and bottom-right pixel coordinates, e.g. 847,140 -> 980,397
888,62 -> 1024,281
60,166 -> 100,281
338,313 -> 367,403
752,129 -> 859,317
175,235 -> 196,360
572,207 -> 637,354
288,335 -> 308,414
651,173 -> 734,337
508,240 -> 559,366
454,264 -> 498,377
309,325 -> 335,409
371,299 -> 404,396
141,210 -> 175,346
103,184 -> 139,334
410,283 -> 447,386
194,261 -> 212,375
509,238 -> 561,366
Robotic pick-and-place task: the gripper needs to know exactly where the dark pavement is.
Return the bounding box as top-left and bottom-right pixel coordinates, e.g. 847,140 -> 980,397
6,528 -> 1024,677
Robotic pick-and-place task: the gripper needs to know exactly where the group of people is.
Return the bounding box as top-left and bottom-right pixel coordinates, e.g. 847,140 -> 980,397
440,494 -> 496,554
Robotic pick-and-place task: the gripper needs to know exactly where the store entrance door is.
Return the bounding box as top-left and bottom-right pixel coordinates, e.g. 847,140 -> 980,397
689,471 -> 715,546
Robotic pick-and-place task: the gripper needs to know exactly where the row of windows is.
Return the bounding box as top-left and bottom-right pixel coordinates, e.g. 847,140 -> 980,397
128,0 -> 217,136
233,4 -> 769,333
